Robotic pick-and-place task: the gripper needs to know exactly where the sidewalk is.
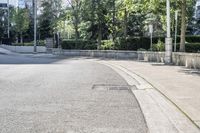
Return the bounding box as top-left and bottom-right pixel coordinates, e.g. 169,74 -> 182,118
102,60 -> 200,129
0,47 -> 15,55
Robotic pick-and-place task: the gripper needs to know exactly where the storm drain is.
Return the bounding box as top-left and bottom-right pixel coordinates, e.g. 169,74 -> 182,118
92,84 -> 137,91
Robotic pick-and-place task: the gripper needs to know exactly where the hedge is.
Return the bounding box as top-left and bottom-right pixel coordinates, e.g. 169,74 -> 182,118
115,37 -> 165,50
176,43 -> 200,53
61,39 -> 97,50
115,36 -> 200,51
60,36 -> 200,52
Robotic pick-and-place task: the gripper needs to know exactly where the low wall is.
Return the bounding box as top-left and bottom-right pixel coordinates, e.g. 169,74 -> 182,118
0,45 -> 46,53
53,49 -> 200,69
173,53 -> 200,69
138,51 -> 200,69
53,49 -> 138,59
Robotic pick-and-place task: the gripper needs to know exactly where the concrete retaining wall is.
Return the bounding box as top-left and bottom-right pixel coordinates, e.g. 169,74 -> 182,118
138,51 -> 200,69
53,49 -> 200,69
53,49 -> 138,59
173,53 -> 200,69
0,45 -> 46,53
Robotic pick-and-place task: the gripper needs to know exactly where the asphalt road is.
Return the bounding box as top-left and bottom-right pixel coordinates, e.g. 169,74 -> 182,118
0,54 -> 147,133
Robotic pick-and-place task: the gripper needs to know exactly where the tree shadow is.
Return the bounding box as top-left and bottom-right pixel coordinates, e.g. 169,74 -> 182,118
178,68 -> 200,76
0,54 -> 89,64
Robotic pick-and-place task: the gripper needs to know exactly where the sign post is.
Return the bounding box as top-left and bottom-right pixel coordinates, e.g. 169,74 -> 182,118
7,0 -> 10,38
33,0 -> 37,53
149,24 -> 153,50
174,10 -> 178,52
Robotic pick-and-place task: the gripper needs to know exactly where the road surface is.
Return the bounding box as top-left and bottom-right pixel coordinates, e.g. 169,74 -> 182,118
0,54 -> 147,133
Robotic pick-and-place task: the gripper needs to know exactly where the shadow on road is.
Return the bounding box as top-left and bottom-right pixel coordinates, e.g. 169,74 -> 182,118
0,54 -> 74,64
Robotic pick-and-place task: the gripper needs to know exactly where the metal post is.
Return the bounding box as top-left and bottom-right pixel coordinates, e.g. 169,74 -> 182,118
165,0 -> 173,64
174,10 -> 178,52
33,0 -> 37,53
7,0 -> 10,38
149,24 -> 153,50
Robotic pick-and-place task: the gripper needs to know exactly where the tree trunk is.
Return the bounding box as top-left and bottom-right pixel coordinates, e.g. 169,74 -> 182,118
180,0 -> 186,52
124,8 -> 128,39
91,0 -> 95,39
97,21 -> 102,49
74,11 -> 80,49
112,0 -> 116,40
20,32 -> 23,44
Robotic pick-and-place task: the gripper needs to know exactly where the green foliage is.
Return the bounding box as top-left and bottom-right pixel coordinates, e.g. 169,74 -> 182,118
186,43 -> 200,53
0,9 -> 7,40
12,40 -> 45,46
185,36 -> 200,43
39,0 -> 63,39
137,48 -> 147,51
152,40 -> 165,51
176,43 -> 200,53
13,8 -> 30,34
100,40 -> 115,50
61,39 -> 97,50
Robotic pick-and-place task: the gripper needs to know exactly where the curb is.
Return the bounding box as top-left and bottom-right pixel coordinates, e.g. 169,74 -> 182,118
117,64 -> 200,130
97,60 -> 200,133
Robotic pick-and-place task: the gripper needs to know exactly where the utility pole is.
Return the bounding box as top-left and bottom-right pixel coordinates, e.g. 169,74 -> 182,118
7,0 -> 10,39
165,0 -> 173,64
33,0 -> 37,53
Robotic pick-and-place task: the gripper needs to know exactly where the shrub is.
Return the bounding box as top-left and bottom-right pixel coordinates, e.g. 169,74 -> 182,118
137,48 -> 147,51
186,43 -> 200,53
176,43 -> 200,53
61,39 -> 97,50
185,36 -> 200,43
12,40 -> 45,46
152,40 -> 165,51
2,38 -> 12,45
100,40 -> 115,50
115,37 -> 165,51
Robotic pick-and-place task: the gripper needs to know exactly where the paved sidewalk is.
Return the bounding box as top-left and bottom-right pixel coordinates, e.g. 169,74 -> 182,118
0,47 -> 15,55
102,60 -> 200,129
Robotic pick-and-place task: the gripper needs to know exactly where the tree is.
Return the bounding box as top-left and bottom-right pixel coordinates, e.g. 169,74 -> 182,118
66,0 -> 82,41
180,0 -> 186,52
13,8 -> 30,43
0,9 -> 6,41
39,0 -> 63,39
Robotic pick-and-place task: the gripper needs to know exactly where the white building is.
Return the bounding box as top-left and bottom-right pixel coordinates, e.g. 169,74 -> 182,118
195,0 -> 200,19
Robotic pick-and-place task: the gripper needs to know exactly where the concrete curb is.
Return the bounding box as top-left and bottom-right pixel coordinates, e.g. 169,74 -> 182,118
97,60 -> 200,133
116,63 -> 200,130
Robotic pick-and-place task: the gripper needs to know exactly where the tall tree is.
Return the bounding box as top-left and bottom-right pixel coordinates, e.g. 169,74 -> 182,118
13,8 -> 30,43
180,0 -> 186,52
67,0 -> 82,41
39,0 -> 63,39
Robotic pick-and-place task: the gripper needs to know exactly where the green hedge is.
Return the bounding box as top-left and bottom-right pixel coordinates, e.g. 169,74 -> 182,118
176,36 -> 200,43
115,36 -> 200,52
176,43 -> 200,53
12,40 -> 45,46
115,37 -> 165,50
60,36 -> 200,52
61,39 -> 97,50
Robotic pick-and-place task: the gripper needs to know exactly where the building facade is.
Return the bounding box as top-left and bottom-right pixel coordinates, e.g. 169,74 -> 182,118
195,0 -> 200,19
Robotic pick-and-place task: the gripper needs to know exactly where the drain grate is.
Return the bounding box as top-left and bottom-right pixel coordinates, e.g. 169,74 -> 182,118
92,84 -> 136,91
